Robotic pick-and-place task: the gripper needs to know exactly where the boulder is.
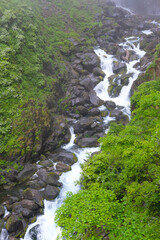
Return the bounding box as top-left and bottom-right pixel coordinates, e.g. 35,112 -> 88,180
0,205 -> 5,218
104,101 -> 116,110
23,188 -> 44,207
112,61 -> 126,74
93,67 -> 105,77
38,160 -> 53,168
17,164 -> 37,182
29,224 -> 40,240
110,110 -> 129,125
51,150 -> 77,166
55,162 -> 71,172
12,203 -> 33,218
76,106 -> 88,116
89,108 -> 101,116
89,90 -> 104,106
44,185 -> 60,200
110,109 -> 123,119
20,200 -> 39,211
37,169 -> 60,187
27,180 -> 46,189
74,117 -> 95,133
0,219 -> 4,230
6,215 -> 23,233
80,74 -> 99,91
79,53 -> 100,72
76,137 -> 99,148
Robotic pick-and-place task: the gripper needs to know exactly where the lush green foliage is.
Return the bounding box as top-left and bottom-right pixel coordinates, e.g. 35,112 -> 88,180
0,0 -> 102,182
55,80 -> 160,237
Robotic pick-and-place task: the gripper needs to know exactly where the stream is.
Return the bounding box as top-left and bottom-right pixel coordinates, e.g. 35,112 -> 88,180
0,33 -> 146,240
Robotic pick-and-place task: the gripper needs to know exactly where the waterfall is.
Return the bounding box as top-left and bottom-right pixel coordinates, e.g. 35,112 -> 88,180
20,35 -> 146,240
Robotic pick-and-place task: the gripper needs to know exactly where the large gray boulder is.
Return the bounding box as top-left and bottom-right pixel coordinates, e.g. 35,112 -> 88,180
74,117 -> 96,133
79,53 -> 100,72
20,200 -> 39,211
23,188 -> 44,207
0,206 -> 5,218
89,90 -> 104,106
55,162 -> 71,172
6,215 -> 23,233
80,74 -> 99,91
44,185 -> 60,200
37,169 -> 60,187
17,164 -> 37,182
113,61 -> 126,74
76,137 -> 99,148
51,150 -> 77,166
104,101 -> 116,110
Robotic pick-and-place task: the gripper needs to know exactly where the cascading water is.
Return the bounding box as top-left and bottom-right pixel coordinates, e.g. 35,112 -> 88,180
0,34 -> 146,240
94,37 -> 145,117
19,35 -> 146,240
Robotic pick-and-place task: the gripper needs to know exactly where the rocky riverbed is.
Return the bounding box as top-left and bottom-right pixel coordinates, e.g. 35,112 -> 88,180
1,2 -> 160,239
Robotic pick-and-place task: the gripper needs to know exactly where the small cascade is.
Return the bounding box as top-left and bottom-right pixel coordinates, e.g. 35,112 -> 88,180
5,34 -> 145,240
94,36 -> 145,117
0,229 -> 8,240
22,128 -> 99,240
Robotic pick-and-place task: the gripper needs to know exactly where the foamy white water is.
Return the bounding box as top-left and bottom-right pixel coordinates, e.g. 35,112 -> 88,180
22,127 -> 99,240
142,30 -> 153,35
0,36 -> 145,240
94,37 -> 145,116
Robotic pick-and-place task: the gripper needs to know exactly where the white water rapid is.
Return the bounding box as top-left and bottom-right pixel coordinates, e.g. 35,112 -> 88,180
0,36 -> 145,240
94,37 -> 145,116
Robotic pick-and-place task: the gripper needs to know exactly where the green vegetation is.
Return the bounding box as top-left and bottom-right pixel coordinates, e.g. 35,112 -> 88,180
0,0 -> 102,183
55,60 -> 160,238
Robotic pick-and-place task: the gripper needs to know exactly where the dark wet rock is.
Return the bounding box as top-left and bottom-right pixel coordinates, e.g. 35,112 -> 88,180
108,84 -> 122,97
50,150 -> 77,166
74,117 -> 102,134
89,90 -> 104,106
76,106 -> 88,116
0,205 -> 5,218
76,137 -> 99,148
44,185 -> 60,200
71,97 -> 85,106
17,164 -> 37,182
80,74 -> 99,91
38,160 -> 53,168
116,47 -> 126,60
113,61 -> 126,74
110,109 -> 123,118
12,203 -> 33,218
29,224 -> 40,240
110,109 -> 129,125
101,110 -> 109,117
6,215 -> 23,233
20,200 -> 39,211
23,188 -> 44,208
104,101 -> 116,110
93,67 -> 105,77
21,208 -> 33,218
55,162 -> 71,172
37,169 -> 60,187
89,108 -> 101,116
27,180 -> 46,190
43,118 -> 70,152
121,73 -> 132,86
0,218 -> 4,230
79,52 -> 100,72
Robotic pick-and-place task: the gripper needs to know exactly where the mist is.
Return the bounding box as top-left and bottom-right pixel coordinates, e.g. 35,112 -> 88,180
111,0 -> 160,15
